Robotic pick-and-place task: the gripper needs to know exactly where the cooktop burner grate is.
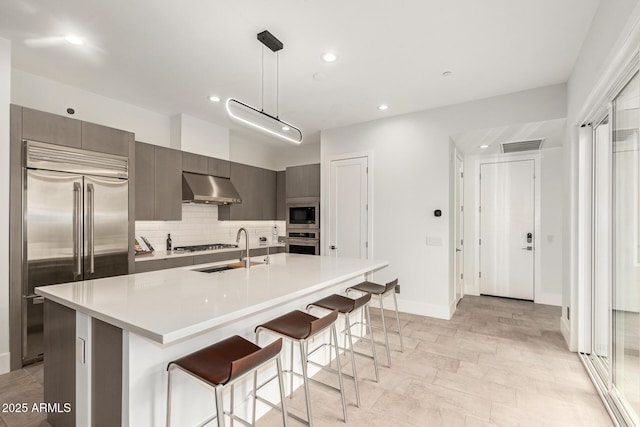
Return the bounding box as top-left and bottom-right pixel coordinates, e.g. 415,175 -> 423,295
173,243 -> 239,252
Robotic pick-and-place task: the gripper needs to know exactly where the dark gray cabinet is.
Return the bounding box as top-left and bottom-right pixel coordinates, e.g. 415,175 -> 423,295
182,151 -> 230,178
22,107 -> 81,148
154,146 -> 182,221
286,163 -> 320,198
182,152 -> 208,174
81,122 -> 132,156
222,162 -> 276,220
135,142 -> 182,221
276,170 -> 286,220
135,142 -> 155,220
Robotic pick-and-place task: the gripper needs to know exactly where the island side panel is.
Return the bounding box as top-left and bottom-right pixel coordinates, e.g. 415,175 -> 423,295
91,319 -> 123,427
44,300 -> 76,427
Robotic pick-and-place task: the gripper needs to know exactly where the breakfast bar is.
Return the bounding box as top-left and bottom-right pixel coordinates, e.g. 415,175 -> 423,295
35,253 -> 388,427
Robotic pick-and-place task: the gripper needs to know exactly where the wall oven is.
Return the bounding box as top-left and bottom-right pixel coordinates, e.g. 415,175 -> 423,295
286,198 -> 319,229
286,230 -> 320,256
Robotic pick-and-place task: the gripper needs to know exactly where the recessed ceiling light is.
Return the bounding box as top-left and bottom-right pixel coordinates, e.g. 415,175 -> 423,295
64,35 -> 85,46
378,104 -> 389,111
442,70 -> 453,77
282,126 -> 290,131
479,144 -> 489,149
322,52 -> 337,63
208,95 -> 221,102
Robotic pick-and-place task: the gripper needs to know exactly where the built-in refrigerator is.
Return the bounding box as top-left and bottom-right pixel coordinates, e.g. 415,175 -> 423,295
22,140 -> 129,365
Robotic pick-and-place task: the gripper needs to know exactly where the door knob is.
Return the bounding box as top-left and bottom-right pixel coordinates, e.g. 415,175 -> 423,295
330,245 -> 337,250
455,248 -> 462,252
521,246 -> 533,251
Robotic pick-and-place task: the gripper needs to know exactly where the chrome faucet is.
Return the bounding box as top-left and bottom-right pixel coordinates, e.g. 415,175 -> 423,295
236,227 -> 250,268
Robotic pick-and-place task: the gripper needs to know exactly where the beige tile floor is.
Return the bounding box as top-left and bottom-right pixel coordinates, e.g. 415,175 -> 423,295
0,295 -> 612,427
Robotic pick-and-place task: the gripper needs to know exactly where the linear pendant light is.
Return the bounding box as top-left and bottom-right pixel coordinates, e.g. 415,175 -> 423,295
226,30 -> 303,144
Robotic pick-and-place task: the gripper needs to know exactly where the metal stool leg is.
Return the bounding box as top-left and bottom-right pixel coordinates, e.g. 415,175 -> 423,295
344,312 -> 361,407
215,386 -> 225,427
252,370 -> 258,425
299,340 -> 313,427
230,384 -> 235,427
166,365 -> 174,427
378,294 -> 392,367
289,340 -> 295,398
392,291 -> 404,352
276,357 -> 289,427
331,324 -> 348,422
365,304 -> 380,382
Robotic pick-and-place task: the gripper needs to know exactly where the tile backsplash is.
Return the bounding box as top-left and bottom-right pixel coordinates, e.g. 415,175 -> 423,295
136,204 -> 285,250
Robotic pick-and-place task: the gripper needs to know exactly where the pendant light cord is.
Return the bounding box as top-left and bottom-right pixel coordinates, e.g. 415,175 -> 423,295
276,52 -> 279,118
261,46 -> 264,112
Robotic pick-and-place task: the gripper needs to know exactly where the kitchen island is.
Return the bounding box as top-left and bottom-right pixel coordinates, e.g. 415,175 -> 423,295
36,253 -> 388,427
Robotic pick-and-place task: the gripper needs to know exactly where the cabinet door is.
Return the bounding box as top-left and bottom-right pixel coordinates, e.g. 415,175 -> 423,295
81,122 -> 132,156
22,107 -> 81,148
285,163 -> 320,198
154,146 -> 182,220
182,152 -> 208,174
134,142 -> 155,220
208,157 -> 230,178
229,162 -> 261,220
261,169 -> 277,219
276,170 -> 286,220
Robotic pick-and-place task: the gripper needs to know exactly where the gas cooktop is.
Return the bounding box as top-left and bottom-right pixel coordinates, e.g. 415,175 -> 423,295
173,243 -> 239,252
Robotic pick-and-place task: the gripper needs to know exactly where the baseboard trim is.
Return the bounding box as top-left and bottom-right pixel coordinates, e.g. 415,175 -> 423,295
0,352 -> 10,374
396,298 -> 452,320
534,292 -> 562,307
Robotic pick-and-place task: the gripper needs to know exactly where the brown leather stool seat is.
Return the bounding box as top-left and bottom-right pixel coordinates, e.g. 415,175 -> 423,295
255,309 -> 347,426
166,335 -> 288,427
346,279 -> 403,367
306,293 -> 379,408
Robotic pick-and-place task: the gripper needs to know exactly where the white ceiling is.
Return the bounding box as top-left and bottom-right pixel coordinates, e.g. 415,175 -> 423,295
451,118 -> 566,156
0,0 -> 599,145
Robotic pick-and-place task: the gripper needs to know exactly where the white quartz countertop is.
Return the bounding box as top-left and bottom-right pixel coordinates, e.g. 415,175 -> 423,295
36,253 -> 388,345
135,242 -> 286,262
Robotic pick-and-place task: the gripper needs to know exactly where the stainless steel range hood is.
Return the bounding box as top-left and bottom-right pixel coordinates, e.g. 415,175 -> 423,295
182,172 -> 242,204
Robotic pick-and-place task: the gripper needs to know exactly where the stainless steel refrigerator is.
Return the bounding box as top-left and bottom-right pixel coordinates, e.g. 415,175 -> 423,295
23,140 -> 129,365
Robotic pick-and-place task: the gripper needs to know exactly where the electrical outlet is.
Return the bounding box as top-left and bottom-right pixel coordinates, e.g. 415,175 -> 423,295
395,285 -> 400,294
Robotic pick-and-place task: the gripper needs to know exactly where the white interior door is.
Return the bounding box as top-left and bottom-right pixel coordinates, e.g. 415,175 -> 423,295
455,155 -> 464,304
480,160 -> 535,300
329,157 -> 368,258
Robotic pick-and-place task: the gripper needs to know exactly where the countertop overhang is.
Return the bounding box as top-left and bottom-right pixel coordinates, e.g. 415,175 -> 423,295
36,253 -> 388,345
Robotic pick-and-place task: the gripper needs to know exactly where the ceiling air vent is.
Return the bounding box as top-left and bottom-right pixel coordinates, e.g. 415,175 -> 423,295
501,138 -> 545,154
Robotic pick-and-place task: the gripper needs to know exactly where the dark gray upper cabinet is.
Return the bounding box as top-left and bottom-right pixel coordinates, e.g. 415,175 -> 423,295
276,170 -> 286,220
182,151 -> 230,178
81,122 -> 132,156
285,163 -> 320,198
209,157 -> 230,178
154,146 -> 182,221
134,142 -> 155,220
135,142 -> 182,221
226,162 -> 276,220
22,107 -> 81,148
182,152 -> 208,174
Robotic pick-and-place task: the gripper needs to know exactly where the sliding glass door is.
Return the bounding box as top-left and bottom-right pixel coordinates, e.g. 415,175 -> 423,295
589,71 -> 640,426
612,73 -> 640,420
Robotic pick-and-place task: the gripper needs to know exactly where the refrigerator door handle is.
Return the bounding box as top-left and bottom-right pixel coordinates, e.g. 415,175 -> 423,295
74,182 -> 82,277
87,183 -> 95,274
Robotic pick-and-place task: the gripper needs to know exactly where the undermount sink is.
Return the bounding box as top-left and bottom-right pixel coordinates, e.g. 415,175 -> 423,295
194,261 -> 263,273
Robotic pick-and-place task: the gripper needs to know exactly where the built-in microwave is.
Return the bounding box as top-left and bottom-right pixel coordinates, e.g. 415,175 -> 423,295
286,198 -> 319,229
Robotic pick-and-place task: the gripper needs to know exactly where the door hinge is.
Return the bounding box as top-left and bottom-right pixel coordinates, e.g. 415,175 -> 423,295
365,241 -> 368,248
479,238 -> 481,245
479,272 -> 482,278
366,167 -> 369,174
479,206 -> 481,213
460,172 -> 463,178
461,205 -> 463,212
460,273 -> 463,279
461,239 -> 463,246
365,204 -> 368,211
567,307 -> 570,320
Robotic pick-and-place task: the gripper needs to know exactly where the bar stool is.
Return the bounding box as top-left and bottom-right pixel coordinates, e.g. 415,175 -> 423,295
255,309 -> 347,427
306,293 -> 379,408
346,278 -> 403,367
166,335 -> 288,427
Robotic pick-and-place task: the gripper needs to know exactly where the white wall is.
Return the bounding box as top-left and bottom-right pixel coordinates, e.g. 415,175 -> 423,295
0,38 -> 11,374
173,114 -> 230,159
322,84 -> 566,319
11,70 -> 172,146
563,0 -> 640,350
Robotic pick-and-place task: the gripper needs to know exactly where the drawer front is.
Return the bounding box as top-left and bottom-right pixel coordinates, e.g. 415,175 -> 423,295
134,257 -> 193,273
